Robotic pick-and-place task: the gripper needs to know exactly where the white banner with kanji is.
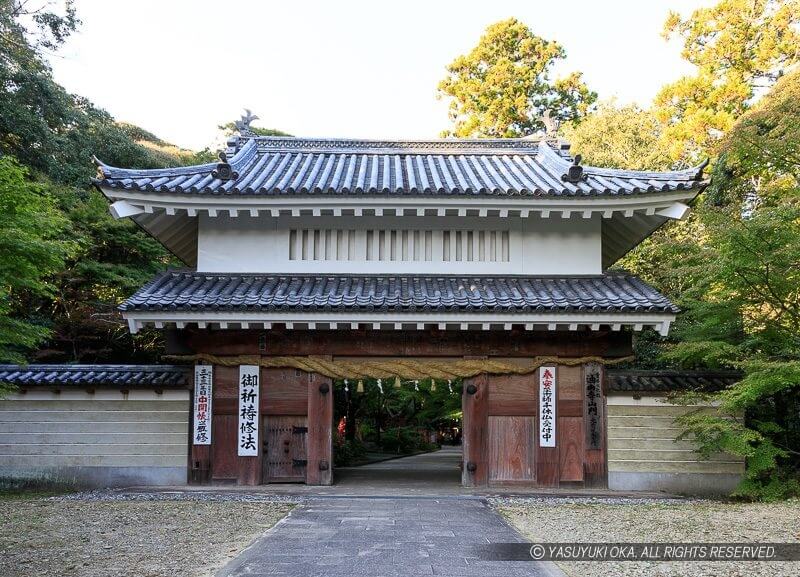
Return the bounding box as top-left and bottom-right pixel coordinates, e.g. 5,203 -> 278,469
193,365 -> 213,445
238,365 -> 260,456
539,366 -> 556,447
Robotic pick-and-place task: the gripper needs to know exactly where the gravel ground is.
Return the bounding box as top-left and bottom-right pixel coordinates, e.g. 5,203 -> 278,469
492,496 -> 800,577
0,491 -> 295,577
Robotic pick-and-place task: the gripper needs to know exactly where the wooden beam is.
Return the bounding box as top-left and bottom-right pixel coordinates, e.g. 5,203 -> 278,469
175,328 -> 633,359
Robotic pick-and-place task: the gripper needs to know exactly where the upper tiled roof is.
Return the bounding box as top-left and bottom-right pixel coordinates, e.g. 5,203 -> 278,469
94,136 -> 708,197
120,271 -> 679,314
606,370 -> 742,392
0,365 -> 189,388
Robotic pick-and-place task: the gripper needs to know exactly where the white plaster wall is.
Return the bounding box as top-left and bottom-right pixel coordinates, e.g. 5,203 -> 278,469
605,393 -> 744,491
0,389 -> 189,487
196,214 -> 602,275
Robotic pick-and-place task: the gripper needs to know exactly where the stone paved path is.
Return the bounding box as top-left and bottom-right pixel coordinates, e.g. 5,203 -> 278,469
217,496 -> 564,577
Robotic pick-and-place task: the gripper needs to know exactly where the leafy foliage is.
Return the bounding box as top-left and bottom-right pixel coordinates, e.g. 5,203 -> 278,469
0,2 -> 208,362
666,68 -> 800,500
334,378 -> 462,452
218,122 -> 292,138
438,18 -> 596,137
0,157 -> 72,362
654,0 -> 800,163
561,102 -> 673,171
333,437 -> 367,467
561,4 -> 800,498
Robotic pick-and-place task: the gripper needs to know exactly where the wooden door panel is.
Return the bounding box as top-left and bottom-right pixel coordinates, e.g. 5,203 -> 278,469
557,365 -> 583,400
262,369 -> 308,415
211,414 -> 237,480
558,416 -> 584,482
488,416 -> 535,483
488,374 -> 536,416
263,416 -> 307,482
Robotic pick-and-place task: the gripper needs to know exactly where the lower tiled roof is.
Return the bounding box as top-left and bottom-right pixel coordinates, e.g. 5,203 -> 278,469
606,370 -> 742,392
120,271 -> 679,314
1,365 -> 739,393
0,365 -> 189,388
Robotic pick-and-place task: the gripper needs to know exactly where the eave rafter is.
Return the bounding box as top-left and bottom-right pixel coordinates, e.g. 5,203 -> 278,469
104,189 -> 697,222
124,311 -> 674,337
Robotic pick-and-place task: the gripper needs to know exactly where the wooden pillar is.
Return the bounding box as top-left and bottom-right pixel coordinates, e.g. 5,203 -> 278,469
462,373 -> 489,487
306,372 -> 333,485
583,362 -> 607,488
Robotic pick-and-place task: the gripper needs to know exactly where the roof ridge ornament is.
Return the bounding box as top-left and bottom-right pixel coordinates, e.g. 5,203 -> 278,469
693,158 -> 710,180
91,155 -> 110,179
541,110 -> 560,137
211,151 -> 239,181
562,154 -> 586,184
234,108 -> 259,137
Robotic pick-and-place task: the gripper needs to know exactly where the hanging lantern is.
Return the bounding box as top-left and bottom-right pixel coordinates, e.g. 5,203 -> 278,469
430,380 -> 437,392
344,379 -> 349,394
356,380 -> 364,394
394,376 -> 401,389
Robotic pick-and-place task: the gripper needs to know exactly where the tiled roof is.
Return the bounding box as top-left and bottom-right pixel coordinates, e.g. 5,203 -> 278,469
94,136 -> 708,197
606,370 -> 742,392
0,365 -> 189,388
120,271 -> 679,314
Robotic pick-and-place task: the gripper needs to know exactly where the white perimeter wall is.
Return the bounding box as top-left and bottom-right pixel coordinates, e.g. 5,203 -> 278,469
0,389 -> 189,487
606,394 -> 744,495
196,214 -> 602,275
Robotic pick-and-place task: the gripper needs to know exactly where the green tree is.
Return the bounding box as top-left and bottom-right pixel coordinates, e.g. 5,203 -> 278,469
665,68 -> 800,500
560,102 -> 673,171
218,122 -> 292,138
558,101 -> 700,299
0,157 -> 72,362
655,0 -> 800,163
438,18 -> 596,137
0,1 -> 197,362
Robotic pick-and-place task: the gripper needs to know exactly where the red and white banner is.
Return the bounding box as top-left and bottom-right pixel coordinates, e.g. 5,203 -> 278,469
539,366 -> 556,447
193,365 -> 213,445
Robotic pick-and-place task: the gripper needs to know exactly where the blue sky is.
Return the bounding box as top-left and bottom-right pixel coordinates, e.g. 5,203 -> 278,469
49,0 -> 707,150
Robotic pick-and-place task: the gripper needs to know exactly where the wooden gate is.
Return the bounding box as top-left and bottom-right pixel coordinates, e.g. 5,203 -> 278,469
262,415 -> 308,482
463,364 -> 607,488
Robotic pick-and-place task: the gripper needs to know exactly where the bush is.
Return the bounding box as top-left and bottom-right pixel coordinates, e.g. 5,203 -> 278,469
378,427 -> 437,455
333,438 -> 367,467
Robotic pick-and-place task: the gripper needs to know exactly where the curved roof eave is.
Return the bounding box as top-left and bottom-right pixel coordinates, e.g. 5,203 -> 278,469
92,136 -> 710,198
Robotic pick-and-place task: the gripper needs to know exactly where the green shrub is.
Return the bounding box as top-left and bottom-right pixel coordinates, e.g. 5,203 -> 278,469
378,427 -> 437,454
333,438 -> 367,467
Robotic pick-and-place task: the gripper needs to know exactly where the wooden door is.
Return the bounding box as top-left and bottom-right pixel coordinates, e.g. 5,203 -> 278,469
558,365 -> 585,483
211,414 -> 238,481
262,416 -> 308,482
488,416 -> 536,483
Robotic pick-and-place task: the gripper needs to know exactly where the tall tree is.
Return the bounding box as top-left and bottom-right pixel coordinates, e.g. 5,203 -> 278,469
666,68 -> 800,500
0,157 -> 72,362
560,102 -> 672,171
655,0 -> 800,163
438,18 -> 596,138
0,1 -> 201,362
